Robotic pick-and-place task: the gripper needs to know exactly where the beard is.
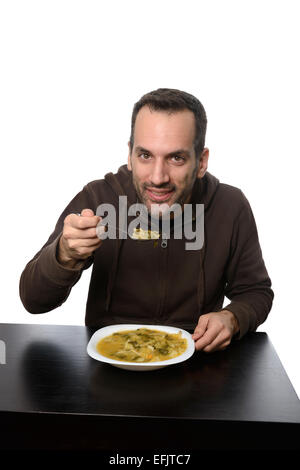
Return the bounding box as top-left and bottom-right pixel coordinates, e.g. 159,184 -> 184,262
132,166 -> 198,220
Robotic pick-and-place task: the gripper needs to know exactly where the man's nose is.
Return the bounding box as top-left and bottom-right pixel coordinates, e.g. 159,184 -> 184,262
149,160 -> 170,186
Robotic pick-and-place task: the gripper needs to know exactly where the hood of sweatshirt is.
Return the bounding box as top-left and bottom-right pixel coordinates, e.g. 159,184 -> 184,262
103,164 -> 220,313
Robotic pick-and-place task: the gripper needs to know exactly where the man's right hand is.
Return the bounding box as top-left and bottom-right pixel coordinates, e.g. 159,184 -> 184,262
57,209 -> 103,269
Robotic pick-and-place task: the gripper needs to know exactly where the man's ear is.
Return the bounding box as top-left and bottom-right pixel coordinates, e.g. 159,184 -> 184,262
197,148 -> 209,178
127,141 -> 132,171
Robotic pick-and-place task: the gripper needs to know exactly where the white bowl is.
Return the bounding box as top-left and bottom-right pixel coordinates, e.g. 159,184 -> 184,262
87,324 -> 195,371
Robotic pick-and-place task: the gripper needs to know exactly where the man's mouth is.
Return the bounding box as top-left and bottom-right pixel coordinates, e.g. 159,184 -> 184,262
145,188 -> 175,202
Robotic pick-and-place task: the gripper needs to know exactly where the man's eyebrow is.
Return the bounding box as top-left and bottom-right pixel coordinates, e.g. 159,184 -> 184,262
135,146 -> 150,154
135,146 -> 192,156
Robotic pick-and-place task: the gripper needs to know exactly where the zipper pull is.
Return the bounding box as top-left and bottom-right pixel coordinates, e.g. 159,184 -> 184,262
161,233 -> 168,248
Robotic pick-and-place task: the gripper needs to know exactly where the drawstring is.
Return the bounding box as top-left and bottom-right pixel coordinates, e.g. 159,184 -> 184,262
197,206 -> 207,316
105,237 -> 123,312
198,241 -> 206,315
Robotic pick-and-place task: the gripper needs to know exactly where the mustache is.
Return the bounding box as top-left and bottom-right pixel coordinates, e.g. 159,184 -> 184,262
143,183 -> 176,191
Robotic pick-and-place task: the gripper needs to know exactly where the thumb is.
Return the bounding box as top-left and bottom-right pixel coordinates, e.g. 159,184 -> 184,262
81,208 -> 95,217
192,314 -> 209,340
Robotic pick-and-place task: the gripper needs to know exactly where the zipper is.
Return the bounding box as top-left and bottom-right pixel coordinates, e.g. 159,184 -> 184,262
161,232 -> 168,248
156,232 -> 169,319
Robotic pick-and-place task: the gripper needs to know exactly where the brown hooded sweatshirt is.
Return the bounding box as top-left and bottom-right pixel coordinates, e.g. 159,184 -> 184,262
19,165 -> 274,338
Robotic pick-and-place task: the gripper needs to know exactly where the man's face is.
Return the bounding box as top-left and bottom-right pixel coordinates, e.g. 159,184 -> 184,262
128,106 -> 209,215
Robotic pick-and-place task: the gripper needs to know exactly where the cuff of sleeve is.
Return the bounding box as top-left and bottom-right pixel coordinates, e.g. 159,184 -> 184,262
38,234 -> 85,287
221,301 -> 258,339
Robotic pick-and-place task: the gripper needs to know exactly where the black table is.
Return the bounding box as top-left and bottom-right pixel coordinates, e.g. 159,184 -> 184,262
0,323 -> 299,453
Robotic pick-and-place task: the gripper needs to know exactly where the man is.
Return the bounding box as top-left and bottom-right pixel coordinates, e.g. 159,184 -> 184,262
19,88 -> 274,352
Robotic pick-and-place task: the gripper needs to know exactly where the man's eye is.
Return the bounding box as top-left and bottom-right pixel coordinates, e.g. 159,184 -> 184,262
172,155 -> 185,163
139,153 -> 151,160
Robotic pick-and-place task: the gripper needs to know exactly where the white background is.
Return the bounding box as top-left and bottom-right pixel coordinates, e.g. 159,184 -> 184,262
0,1 -> 299,398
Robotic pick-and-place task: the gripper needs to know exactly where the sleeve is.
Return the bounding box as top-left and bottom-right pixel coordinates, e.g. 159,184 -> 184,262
19,184 -> 97,314
220,191 -> 274,339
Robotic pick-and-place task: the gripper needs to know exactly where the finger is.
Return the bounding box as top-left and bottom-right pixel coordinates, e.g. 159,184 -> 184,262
77,214 -> 101,229
194,324 -> 221,351
64,226 -> 100,240
66,213 -> 101,229
96,223 -> 107,239
68,237 -> 103,249
81,208 -> 95,217
69,240 -> 102,258
202,331 -> 231,353
192,315 -> 209,341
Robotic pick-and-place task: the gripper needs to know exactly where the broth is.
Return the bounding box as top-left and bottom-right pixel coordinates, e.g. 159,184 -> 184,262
97,328 -> 187,363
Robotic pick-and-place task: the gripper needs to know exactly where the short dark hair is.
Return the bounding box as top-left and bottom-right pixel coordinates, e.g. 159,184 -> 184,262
129,88 -> 207,158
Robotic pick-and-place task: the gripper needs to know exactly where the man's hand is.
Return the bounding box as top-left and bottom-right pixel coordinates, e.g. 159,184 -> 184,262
192,310 -> 239,352
57,209 -> 103,269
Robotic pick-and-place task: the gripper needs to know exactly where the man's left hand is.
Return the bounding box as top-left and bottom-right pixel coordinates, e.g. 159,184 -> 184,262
192,310 -> 239,352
